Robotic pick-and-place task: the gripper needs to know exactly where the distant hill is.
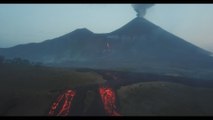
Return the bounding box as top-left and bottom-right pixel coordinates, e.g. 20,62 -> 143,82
0,17 -> 213,80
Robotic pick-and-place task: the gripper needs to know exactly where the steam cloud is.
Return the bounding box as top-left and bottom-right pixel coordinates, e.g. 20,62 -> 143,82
132,4 -> 154,17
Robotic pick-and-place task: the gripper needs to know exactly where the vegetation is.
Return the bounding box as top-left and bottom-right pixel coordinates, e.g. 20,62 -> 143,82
1,56 -> 213,116
117,81 -> 213,116
0,56 -> 105,115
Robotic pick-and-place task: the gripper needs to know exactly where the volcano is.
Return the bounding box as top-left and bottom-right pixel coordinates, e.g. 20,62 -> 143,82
0,17 -> 213,80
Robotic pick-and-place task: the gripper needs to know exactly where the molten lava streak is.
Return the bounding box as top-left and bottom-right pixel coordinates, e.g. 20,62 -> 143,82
99,86 -> 121,116
48,90 -> 76,116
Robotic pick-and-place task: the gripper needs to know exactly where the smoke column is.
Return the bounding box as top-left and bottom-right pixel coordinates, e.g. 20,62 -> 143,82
132,4 -> 154,17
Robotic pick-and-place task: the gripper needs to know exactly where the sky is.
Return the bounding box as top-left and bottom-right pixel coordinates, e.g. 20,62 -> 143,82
0,4 -> 213,52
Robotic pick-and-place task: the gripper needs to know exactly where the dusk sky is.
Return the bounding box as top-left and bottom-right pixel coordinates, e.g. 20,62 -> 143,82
0,4 -> 213,52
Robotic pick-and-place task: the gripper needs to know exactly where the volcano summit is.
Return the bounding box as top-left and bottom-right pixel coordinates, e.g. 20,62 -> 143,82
0,17 -> 213,80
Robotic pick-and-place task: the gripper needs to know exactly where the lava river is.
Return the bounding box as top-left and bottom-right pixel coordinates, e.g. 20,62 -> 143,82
99,85 -> 121,116
48,84 -> 121,116
48,89 -> 76,116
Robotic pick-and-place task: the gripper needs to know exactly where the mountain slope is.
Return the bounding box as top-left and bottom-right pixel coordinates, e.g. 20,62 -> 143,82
0,17 -> 213,80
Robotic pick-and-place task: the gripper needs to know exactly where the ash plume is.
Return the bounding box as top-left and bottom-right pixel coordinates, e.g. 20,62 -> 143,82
132,4 -> 154,17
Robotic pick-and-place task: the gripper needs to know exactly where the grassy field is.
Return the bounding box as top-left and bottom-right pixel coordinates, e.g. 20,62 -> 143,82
117,81 -> 213,116
1,58 -> 213,116
0,60 -> 105,115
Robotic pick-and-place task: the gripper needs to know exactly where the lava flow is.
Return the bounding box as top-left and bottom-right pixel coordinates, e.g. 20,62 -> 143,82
99,85 -> 121,116
48,89 -> 76,116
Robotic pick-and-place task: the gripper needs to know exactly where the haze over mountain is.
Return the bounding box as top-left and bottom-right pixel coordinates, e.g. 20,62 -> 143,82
0,17 -> 213,80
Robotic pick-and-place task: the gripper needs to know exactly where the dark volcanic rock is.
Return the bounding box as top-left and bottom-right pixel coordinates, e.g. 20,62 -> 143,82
0,17 -> 213,80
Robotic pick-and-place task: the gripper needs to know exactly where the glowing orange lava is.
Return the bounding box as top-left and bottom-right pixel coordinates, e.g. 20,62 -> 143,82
48,90 -> 76,116
99,86 -> 120,116
49,85 -> 121,116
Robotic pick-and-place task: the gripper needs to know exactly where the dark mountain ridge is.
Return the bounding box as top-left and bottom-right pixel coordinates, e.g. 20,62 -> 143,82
0,17 -> 213,80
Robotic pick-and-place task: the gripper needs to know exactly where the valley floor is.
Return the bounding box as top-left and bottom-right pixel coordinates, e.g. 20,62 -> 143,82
1,64 -> 213,116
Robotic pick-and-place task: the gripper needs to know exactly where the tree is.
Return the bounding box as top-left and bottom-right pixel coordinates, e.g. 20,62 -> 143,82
11,58 -> 31,65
